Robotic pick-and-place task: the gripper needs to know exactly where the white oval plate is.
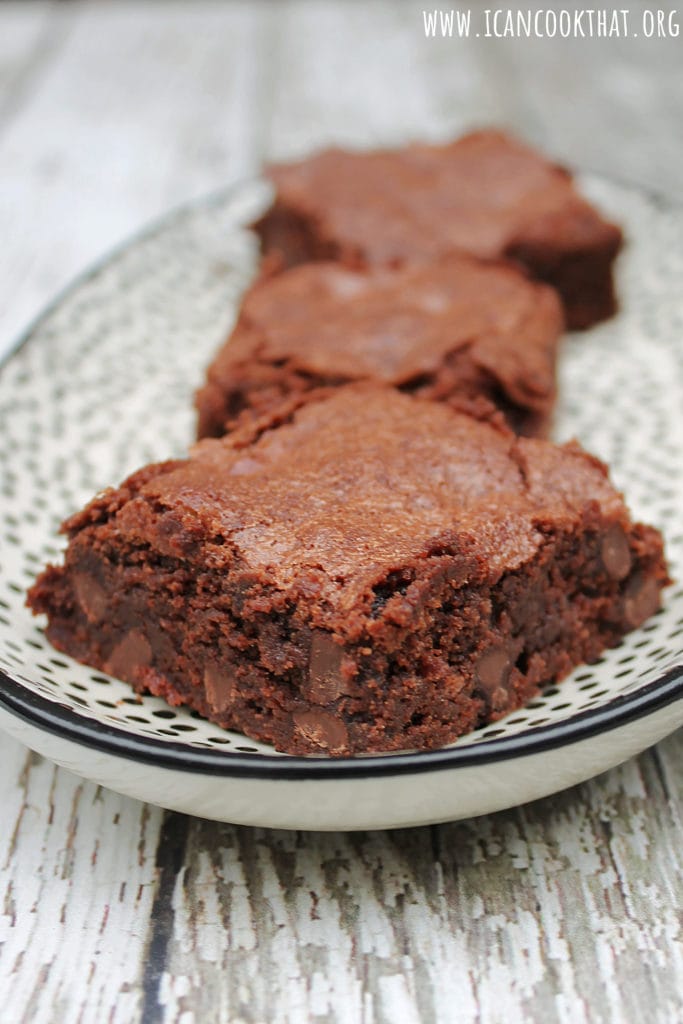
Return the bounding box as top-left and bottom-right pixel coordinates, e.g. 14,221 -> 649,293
0,175 -> 682,831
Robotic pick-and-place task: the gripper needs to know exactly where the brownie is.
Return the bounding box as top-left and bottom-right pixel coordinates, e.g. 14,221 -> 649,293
195,255 -> 563,440
28,385 -> 668,757
254,129 -> 623,330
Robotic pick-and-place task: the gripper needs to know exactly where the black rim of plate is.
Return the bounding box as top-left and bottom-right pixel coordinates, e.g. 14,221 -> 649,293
1,176 -> 682,782
0,664 -> 682,779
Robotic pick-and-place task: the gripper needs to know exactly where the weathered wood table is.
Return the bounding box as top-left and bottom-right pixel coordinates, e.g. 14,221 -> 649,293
1,3 -> 681,1021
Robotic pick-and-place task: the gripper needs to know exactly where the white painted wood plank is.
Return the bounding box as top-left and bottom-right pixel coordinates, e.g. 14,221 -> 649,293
0,0 -> 269,361
0,1 -> 56,120
0,734 -> 164,1024
153,733 -> 683,1024
471,28 -> 683,197
265,0 -> 504,160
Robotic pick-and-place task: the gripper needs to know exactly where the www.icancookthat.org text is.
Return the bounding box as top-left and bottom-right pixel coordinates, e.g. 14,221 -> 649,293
423,8 -> 679,38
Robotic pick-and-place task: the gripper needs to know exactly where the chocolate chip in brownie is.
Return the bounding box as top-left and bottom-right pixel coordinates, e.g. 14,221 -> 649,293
601,523 -> 632,581
305,630 -> 348,704
475,644 -> 514,692
474,644 -> 518,713
108,630 -> 152,680
73,572 -> 108,624
204,662 -> 237,714
292,708 -> 348,752
623,572 -> 661,628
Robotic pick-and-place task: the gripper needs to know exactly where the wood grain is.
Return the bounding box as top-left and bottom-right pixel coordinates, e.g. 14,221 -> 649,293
0,3 -> 681,1022
0,0 -> 267,358
0,735 -> 162,1023
146,731 -> 683,1024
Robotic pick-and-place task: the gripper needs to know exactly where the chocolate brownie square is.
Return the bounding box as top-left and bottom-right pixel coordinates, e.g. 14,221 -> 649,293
196,255 -> 563,440
254,129 -> 623,330
28,385 -> 668,756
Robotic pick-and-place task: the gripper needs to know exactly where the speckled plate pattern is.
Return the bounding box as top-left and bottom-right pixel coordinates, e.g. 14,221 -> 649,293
0,175 -> 682,829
